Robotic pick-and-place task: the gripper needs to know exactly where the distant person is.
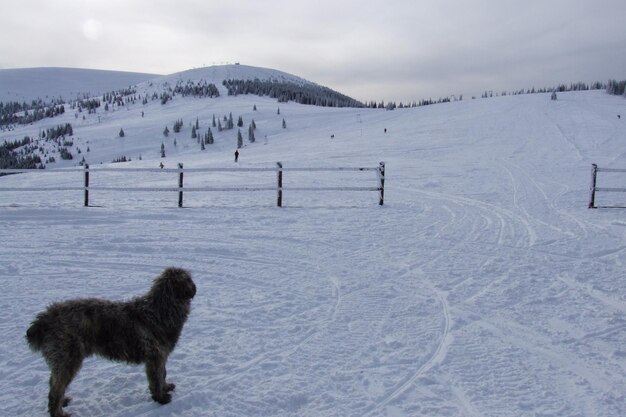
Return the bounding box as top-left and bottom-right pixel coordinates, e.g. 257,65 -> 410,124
234,149 -> 239,163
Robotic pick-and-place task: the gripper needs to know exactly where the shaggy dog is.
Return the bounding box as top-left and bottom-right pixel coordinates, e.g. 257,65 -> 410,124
26,267 -> 196,417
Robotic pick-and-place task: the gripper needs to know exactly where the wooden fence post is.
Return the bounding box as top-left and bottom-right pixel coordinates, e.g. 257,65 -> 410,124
277,162 -> 283,207
84,164 -> 89,207
378,161 -> 385,206
588,163 -> 597,209
178,163 -> 184,208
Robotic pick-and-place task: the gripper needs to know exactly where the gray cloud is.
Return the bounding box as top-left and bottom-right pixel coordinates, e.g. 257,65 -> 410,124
1,0 -> 625,102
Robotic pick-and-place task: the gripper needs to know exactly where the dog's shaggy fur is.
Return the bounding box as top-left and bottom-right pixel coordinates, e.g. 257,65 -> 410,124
26,267 -> 196,417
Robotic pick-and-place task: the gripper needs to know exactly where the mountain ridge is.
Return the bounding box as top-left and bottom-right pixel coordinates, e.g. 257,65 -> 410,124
0,64 -> 339,104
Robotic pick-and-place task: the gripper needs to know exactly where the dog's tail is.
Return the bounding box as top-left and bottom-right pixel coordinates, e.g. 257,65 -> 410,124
26,318 -> 46,352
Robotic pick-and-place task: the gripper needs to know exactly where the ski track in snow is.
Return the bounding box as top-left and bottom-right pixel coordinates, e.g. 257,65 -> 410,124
1,90 -> 626,417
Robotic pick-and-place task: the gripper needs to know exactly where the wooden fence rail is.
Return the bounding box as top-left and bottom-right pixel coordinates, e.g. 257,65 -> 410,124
0,162 -> 385,207
588,163 -> 626,208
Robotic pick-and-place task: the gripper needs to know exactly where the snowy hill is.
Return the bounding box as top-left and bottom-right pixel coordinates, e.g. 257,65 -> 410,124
0,72 -> 625,417
0,67 -> 159,102
144,64 -> 315,96
0,64 -> 364,169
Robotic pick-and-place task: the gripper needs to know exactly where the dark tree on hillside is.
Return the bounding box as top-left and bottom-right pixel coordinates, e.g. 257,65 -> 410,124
173,118 -> 183,133
119,128 -> 125,137
163,126 -> 170,137
237,129 -> 243,149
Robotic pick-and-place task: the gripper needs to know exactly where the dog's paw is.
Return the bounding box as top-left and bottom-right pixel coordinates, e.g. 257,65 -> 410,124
62,396 -> 72,407
152,392 -> 172,404
165,383 -> 176,392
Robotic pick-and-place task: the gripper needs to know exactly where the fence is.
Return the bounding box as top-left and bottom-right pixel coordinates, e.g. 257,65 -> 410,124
588,163 -> 626,208
0,162 -> 385,207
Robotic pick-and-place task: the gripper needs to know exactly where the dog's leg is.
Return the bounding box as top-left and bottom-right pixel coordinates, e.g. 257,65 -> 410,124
163,367 -> 176,392
48,359 -> 81,417
146,355 -> 171,404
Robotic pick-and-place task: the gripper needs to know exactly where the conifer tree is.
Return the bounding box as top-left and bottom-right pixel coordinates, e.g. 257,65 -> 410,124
248,124 -> 255,143
237,129 -> 243,149
282,118 -> 287,129
163,126 -> 170,137
119,128 -> 125,137
160,143 -> 166,158
237,115 -> 243,127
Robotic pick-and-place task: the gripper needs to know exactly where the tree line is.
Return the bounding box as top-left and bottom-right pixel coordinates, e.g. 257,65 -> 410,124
0,136 -> 43,171
0,100 -> 66,126
223,78 -> 364,108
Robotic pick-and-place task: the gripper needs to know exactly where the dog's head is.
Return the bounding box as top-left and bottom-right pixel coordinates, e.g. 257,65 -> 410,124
154,267 -> 197,301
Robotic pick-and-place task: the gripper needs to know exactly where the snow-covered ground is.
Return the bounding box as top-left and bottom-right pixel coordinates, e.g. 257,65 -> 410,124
1,80 -> 625,416
0,67 -> 159,102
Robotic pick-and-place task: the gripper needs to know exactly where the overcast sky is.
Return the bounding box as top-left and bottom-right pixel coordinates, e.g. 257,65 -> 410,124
1,0 -> 625,102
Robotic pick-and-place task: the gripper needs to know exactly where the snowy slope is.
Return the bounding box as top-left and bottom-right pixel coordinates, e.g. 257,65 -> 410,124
0,67 -> 159,102
144,64 -> 316,96
1,86 -> 625,417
